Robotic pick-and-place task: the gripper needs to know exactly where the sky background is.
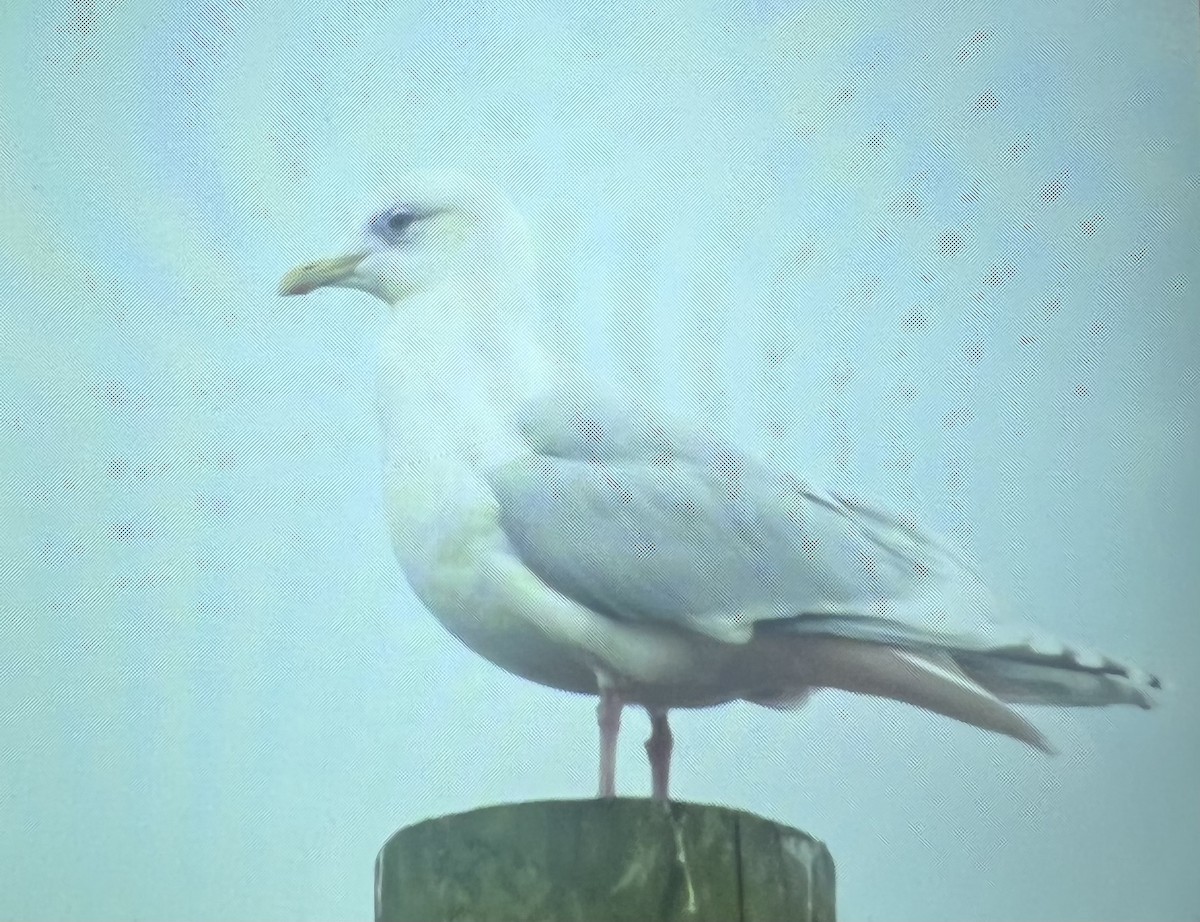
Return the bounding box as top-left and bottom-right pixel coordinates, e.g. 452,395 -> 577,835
1,0 -> 1198,919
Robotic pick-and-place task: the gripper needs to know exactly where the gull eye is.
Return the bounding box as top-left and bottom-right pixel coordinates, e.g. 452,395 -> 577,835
370,206 -> 422,241
370,205 -> 439,243
387,211 -> 416,233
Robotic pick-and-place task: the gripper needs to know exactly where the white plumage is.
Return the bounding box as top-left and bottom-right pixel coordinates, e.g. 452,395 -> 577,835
279,171 -> 1160,799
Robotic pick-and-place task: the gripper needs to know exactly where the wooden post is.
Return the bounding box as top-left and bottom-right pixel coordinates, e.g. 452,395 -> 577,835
375,799 -> 835,922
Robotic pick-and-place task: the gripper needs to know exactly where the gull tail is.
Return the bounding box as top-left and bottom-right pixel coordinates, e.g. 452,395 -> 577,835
950,644 -> 1161,709
757,489 -> 1160,748
764,617 -> 1161,752
785,635 -> 1057,753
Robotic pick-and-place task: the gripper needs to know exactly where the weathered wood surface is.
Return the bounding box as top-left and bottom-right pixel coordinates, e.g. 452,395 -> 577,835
375,799 -> 835,922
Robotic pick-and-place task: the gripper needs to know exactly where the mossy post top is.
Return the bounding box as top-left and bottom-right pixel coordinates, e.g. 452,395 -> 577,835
376,799 -> 835,922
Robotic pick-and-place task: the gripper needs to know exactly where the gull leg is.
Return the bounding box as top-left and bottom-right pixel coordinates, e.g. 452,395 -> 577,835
645,709 -> 673,801
597,686 -> 623,798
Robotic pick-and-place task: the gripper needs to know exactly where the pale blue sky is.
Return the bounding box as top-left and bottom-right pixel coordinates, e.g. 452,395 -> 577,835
1,1 -> 1197,919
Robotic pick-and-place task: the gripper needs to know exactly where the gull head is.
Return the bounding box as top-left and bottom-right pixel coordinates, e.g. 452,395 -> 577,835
278,170 -> 532,306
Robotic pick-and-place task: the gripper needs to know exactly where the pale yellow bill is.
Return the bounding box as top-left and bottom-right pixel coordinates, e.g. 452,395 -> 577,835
277,251 -> 369,296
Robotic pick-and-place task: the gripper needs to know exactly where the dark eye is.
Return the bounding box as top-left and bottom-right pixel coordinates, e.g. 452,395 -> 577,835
369,205 -> 435,242
387,211 -> 416,233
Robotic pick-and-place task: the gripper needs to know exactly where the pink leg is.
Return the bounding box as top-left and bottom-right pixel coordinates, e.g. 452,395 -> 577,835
597,686 -> 623,798
645,710 -> 673,801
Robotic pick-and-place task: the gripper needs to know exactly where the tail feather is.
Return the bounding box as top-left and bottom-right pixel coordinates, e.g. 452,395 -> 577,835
786,636 -> 1057,753
778,491 -> 1163,710
763,613 -> 1161,710
953,649 -> 1159,709
753,489 -> 1160,742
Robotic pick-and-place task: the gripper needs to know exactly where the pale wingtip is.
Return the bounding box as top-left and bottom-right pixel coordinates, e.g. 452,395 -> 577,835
1032,732 -> 1059,757
1020,718 -> 1058,756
